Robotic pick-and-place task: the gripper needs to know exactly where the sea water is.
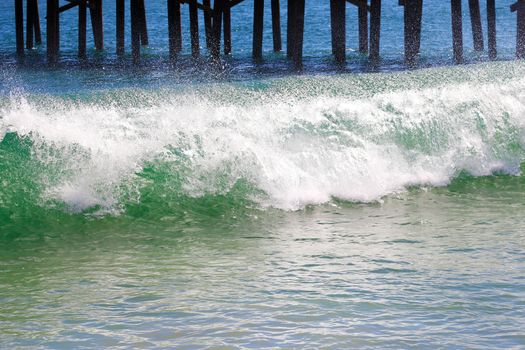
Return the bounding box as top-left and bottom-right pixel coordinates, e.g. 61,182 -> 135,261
1,1 -> 525,349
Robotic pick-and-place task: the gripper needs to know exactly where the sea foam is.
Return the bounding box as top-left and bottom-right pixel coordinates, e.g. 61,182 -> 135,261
1,65 -> 525,212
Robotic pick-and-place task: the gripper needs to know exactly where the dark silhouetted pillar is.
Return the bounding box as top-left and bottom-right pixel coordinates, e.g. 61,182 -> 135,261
79,0 -> 87,58
291,0 -> 305,67
211,0 -> 225,59
286,0 -> 295,58
138,0 -> 148,46
403,0 -> 423,65
131,0 -> 141,62
224,5 -> 232,54
330,0 -> 346,63
271,0 -> 282,52
47,0 -> 59,62
116,0 -> 125,55
451,0 -> 463,63
253,0 -> 264,59
168,0 -> 182,59
487,0 -> 496,59
369,0 -> 381,61
15,0 -> 24,56
469,0 -> 484,51
188,0 -> 200,57
89,0 -> 103,51
358,1 -> 368,54
512,0 -> 525,58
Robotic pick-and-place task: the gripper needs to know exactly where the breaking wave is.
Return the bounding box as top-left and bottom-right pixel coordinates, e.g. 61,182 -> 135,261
1,62 -> 525,219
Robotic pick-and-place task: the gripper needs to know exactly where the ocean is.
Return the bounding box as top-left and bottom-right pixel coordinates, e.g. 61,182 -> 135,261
1,1 -> 525,349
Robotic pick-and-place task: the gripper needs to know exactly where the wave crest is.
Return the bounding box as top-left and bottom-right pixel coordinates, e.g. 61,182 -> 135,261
1,64 -> 525,214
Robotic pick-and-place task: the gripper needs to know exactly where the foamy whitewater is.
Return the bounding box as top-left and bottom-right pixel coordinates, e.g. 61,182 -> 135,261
1,62 -> 525,214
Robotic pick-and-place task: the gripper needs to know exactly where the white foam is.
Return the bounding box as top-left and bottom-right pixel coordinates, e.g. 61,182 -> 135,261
1,70 -> 525,212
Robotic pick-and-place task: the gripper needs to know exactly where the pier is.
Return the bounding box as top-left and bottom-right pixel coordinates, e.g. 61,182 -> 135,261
8,0 -> 525,67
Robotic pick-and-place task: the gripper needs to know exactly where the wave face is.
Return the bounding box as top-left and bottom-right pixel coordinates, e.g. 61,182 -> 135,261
1,62 -> 525,218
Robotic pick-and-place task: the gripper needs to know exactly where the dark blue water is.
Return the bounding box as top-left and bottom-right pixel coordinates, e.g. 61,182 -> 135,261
0,1 -> 521,73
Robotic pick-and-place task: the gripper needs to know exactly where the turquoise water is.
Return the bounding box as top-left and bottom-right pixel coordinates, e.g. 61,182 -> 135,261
2,1 -> 525,349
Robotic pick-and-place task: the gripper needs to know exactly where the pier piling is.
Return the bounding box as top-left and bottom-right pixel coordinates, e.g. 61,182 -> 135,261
26,0 -> 40,50
189,0 -> 200,57
33,0 -> 41,45
511,0 -> 525,58
211,0 -> 225,60
402,0 -> 423,65
369,0 -> 381,61
116,0 -> 125,55
168,0 -> 182,59
224,4 -> 232,54
7,0 -> 524,69
272,0 -> 282,52
286,0 -> 292,58
330,0 -> 346,63
15,0 -> 24,56
78,0 -> 87,58
291,0 -> 305,67
253,0 -> 264,59
47,0 -> 59,62
138,0 -> 149,46
469,0 -> 484,51
90,0 -> 104,51
26,0 -> 33,50
131,0 -> 141,61
451,0 -> 463,63
487,0 -> 496,59
358,1 -> 368,54
203,0 -> 213,49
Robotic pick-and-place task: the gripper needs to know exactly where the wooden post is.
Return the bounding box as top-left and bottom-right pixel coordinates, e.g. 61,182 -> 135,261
291,0 -> 305,67
224,5 -> 232,54
189,0 -> 200,57
451,0 -> 463,63
55,0 -> 60,53
469,0 -> 484,51
415,0 -> 423,54
116,0 -> 125,55
168,0 -> 182,59
131,0 -> 141,62
90,0 -> 103,51
487,0 -> 496,59
286,0 -> 295,58
403,0 -> 423,64
138,0 -> 148,46
26,0 -> 33,49
369,0 -> 381,61
15,0 -> 24,56
512,0 -> 525,59
47,0 -> 58,62
203,0 -> 213,49
358,1 -> 368,54
27,0 -> 42,47
271,0 -> 282,52
253,0 -> 264,59
211,0 -> 225,59
330,0 -> 346,63
34,0 -> 42,45
79,0 -> 87,58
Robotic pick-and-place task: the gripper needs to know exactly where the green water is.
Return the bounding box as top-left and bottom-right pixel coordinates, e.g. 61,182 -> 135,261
1,61 -> 525,348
